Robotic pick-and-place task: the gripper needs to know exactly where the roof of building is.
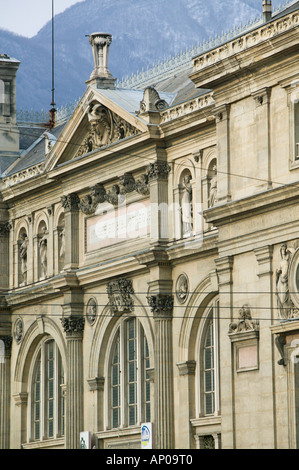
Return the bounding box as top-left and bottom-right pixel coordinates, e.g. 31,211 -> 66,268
5,0 -> 297,180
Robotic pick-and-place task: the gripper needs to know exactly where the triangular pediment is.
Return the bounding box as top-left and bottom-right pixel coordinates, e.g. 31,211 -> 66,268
45,86 -> 149,171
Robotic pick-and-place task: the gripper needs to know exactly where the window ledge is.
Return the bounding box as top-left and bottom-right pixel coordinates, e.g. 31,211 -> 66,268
22,437 -> 65,449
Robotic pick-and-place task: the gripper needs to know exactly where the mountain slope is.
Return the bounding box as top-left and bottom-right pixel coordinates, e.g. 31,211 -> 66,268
0,0 -> 286,112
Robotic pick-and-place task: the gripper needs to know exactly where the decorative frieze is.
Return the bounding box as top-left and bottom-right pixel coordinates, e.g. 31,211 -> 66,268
2,163 -> 44,188
192,11 -> 299,73
107,278 -> 134,314
160,93 -> 214,124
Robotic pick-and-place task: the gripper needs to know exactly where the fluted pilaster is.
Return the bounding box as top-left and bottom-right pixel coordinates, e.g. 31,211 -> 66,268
61,317 -> 84,449
0,335 -> 12,449
148,294 -> 174,449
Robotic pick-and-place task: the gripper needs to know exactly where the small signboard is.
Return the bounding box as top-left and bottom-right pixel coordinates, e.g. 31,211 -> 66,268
141,423 -> 154,449
80,431 -> 91,449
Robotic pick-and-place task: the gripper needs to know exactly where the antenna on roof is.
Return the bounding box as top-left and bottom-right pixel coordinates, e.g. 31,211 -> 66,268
48,0 -> 56,129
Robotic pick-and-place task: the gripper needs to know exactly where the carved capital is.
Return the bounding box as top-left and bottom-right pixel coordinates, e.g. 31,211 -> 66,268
107,278 -> 134,314
0,335 -> 12,356
61,316 -> 85,337
147,161 -> 171,181
0,222 -> 10,237
147,294 -> 174,318
61,193 -> 80,212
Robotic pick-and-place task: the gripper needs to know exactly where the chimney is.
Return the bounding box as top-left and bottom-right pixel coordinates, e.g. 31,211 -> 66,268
0,53 -> 20,156
263,0 -> 272,22
86,32 -> 116,89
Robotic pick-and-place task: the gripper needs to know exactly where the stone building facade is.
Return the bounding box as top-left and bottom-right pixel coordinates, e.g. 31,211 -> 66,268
0,0 -> 299,449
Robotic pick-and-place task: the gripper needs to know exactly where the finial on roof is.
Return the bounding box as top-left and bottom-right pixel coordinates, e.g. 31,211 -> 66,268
263,0 -> 272,22
86,32 -> 116,89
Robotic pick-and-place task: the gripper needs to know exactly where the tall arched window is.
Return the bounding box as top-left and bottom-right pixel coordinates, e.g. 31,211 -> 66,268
193,297 -> 221,448
29,338 -> 65,442
108,317 -> 151,429
195,298 -> 220,418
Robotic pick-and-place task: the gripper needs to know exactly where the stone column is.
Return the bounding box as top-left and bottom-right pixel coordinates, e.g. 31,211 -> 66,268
215,104 -> 231,204
148,293 -> 174,449
61,193 -> 80,271
252,88 -> 272,192
0,335 -> 12,449
176,360 -> 196,449
61,316 -> 85,449
254,245 -> 276,448
215,255 -> 234,448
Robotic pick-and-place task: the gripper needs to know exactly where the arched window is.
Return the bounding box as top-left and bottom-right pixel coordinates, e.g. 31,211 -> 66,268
193,297 -> 221,448
29,338 -> 65,442
196,297 -> 220,418
108,317 -> 151,429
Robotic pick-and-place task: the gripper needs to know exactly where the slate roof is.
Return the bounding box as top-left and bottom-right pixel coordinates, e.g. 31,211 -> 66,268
6,0 -> 297,179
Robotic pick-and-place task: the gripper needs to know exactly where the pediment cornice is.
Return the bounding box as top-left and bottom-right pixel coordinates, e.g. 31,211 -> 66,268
44,86 -> 149,172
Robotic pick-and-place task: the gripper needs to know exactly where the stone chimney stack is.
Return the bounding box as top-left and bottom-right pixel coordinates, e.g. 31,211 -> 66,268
263,0 -> 272,22
86,32 -> 116,89
0,53 -> 20,156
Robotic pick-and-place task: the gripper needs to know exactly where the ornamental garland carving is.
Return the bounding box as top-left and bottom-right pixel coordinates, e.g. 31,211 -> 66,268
79,184 -> 106,214
75,103 -> 140,158
228,305 -> 259,334
107,278 -> 134,314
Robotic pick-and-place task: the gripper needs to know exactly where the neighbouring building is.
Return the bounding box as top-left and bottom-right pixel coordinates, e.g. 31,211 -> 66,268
0,0 -> 299,450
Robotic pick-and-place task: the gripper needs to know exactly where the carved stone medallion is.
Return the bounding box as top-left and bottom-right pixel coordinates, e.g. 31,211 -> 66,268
175,274 -> 189,304
14,317 -> 24,344
86,297 -> 97,326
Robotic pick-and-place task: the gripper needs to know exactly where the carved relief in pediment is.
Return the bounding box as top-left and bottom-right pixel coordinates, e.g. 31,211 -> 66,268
75,102 -> 140,158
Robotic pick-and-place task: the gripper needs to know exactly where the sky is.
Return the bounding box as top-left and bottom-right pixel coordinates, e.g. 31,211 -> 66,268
0,0 -> 83,38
